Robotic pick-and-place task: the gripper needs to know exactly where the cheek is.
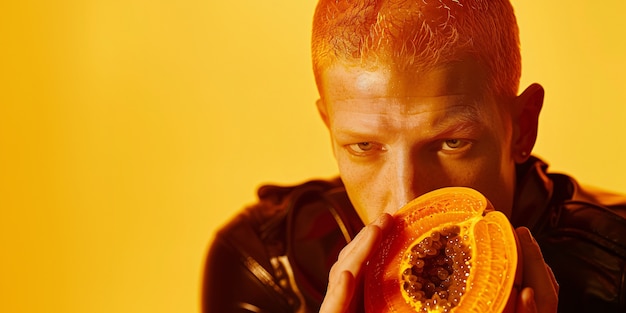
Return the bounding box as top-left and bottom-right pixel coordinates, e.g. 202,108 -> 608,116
334,148 -> 378,186
335,155 -> 386,223
341,176 -> 377,224
463,154 -> 516,216
336,158 -> 373,196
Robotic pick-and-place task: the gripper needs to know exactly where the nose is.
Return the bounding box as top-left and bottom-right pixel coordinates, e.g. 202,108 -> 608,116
388,148 -> 421,213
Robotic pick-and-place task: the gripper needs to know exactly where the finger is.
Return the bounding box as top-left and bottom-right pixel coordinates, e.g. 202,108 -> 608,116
330,225 -> 378,283
515,287 -> 538,313
516,228 -> 558,292
332,214 -> 392,283
545,262 -> 559,294
371,213 -> 393,231
336,213 -> 391,259
321,214 -> 392,313
515,228 -> 559,313
320,271 -> 355,313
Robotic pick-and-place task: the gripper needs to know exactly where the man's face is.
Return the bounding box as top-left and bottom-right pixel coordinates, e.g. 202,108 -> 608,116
318,60 -> 518,224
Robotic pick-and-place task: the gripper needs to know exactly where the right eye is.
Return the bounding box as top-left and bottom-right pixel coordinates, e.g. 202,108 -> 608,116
345,142 -> 384,156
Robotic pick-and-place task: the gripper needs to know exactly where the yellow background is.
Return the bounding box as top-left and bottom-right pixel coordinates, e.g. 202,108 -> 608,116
1,1 -> 625,312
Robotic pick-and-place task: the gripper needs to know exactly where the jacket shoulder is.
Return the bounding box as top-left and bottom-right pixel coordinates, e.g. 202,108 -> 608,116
202,178 -> 360,313
539,175 -> 626,312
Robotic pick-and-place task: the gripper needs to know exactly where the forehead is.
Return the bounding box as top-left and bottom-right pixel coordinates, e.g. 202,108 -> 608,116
320,59 -> 489,101
319,59 -> 503,133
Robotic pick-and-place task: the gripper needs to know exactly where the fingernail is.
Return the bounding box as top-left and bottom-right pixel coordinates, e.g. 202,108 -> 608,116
517,226 -> 530,237
374,213 -> 392,227
526,288 -> 536,309
370,215 -> 392,236
517,227 -> 534,243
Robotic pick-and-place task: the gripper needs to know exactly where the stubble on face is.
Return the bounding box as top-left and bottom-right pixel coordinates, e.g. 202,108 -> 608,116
318,60 -> 517,224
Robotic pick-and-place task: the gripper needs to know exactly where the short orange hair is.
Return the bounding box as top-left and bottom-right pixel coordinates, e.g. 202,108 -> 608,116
312,0 -> 521,100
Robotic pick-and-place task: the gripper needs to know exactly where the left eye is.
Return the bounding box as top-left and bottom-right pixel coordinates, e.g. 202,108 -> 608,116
442,139 -> 468,151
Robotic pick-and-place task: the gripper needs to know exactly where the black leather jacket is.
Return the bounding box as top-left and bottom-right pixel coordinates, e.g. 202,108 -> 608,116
202,157 -> 626,312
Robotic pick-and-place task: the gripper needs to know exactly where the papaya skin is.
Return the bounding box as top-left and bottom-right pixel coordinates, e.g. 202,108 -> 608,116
364,187 -> 518,313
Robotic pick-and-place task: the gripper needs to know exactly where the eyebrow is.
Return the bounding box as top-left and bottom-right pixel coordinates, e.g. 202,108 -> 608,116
332,117 -> 387,142
433,103 -> 482,126
429,103 -> 484,137
330,97 -> 486,139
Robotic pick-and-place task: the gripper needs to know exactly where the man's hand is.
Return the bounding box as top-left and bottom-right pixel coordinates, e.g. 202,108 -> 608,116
320,220 -> 557,313
512,227 -> 559,313
319,213 -> 393,313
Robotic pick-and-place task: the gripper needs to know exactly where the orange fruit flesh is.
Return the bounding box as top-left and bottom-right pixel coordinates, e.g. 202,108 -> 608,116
365,187 -> 518,313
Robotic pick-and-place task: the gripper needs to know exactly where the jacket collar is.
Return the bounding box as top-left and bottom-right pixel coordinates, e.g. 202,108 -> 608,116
510,156 -> 566,231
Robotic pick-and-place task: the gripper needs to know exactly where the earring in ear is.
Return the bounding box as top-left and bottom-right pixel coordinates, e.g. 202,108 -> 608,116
521,151 -> 528,157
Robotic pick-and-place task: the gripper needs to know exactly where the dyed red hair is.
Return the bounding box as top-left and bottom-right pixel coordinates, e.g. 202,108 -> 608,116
312,0 -> 521,99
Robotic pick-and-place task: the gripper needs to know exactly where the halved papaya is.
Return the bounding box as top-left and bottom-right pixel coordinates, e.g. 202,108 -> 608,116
364,187 -> 518,313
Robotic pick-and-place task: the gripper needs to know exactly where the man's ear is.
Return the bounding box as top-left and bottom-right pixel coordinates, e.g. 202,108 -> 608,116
316,99 -> 330,128
512,83 -> 544,163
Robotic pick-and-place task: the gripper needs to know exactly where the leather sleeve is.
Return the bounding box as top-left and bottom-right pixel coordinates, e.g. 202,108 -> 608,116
536,201 -> 626,313
202,233 -> 295,313
202,179 -> 357,313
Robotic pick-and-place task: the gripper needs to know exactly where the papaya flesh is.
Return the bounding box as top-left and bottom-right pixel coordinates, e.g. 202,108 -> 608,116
364,187 -> 518,313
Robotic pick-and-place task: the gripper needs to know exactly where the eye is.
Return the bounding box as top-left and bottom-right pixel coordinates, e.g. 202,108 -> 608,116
352,142 -> 374,151
441,139 -> 470,151
346,142 -> 384,156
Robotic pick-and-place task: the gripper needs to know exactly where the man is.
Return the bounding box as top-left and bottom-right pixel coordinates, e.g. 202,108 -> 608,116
203,1 -> 626,312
